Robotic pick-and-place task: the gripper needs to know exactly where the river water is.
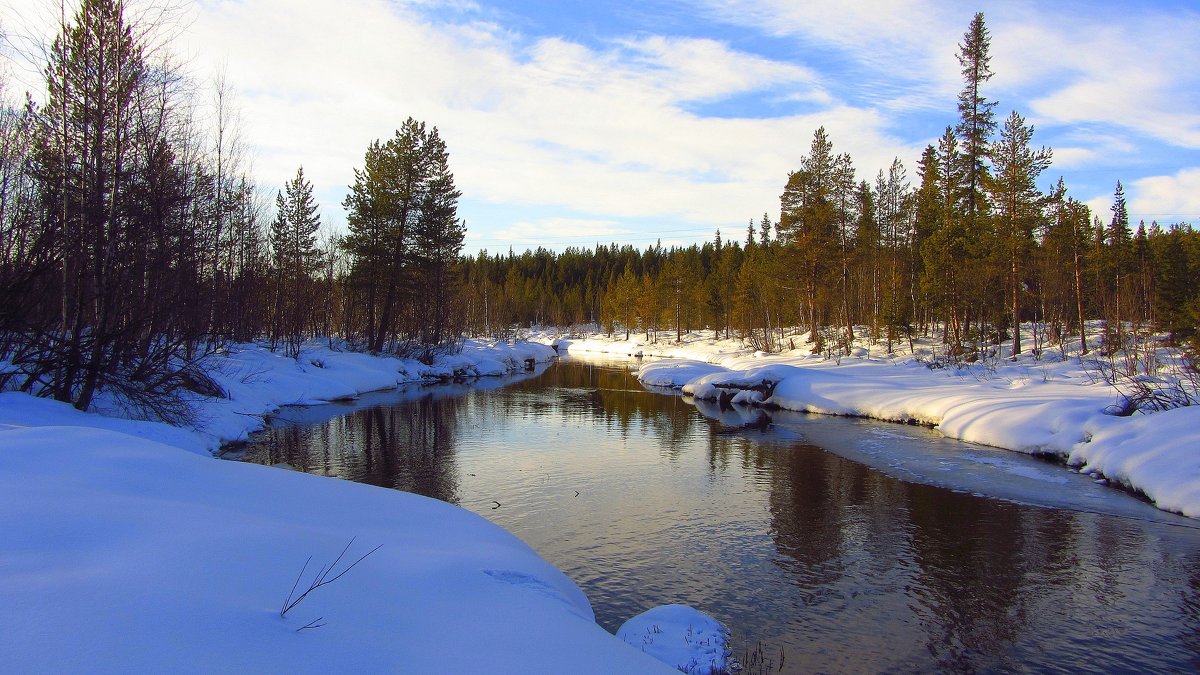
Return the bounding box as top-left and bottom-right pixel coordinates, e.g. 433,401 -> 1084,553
237,356 -> 1200,673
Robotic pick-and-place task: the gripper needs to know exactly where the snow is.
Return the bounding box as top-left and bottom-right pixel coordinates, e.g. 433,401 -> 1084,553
1,339 -> 559,454
546,329 -> 1200,519
0,426 -> 673,672
0,339 -> 683,672
617,605 -> 729,675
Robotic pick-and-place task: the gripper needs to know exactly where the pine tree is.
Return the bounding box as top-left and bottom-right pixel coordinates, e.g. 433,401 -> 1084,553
1105,180 -> 1134,345
856,179 -> 881,338
1041,182 -> 1092,354
412,128 -> 465,353
990,110 -> 1052,358
779,126 -> 847,337
270,166 -> 322,357
1107,180 -> 1133,269
338,120 -> 469,355
600,263 -> 639,339
955,11 -> 997,230
25,0 -> 212,417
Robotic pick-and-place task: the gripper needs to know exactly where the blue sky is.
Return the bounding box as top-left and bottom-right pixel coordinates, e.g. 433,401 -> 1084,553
5,0 -> 1199,253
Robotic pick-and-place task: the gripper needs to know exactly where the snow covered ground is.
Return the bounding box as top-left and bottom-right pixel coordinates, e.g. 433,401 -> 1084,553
545,329 -> 1200,519
0,340 -> 709,672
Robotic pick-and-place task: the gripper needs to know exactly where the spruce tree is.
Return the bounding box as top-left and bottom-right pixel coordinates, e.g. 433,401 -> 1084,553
922,127 -> 972,351
912,144 -> 942,296
759,213 -> 773,245
1104,180 -> 1134,344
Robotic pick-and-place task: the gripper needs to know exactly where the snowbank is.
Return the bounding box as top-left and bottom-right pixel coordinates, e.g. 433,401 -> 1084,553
0,425 -> 672,673
1,339 -> 559,454
554,331 -> 1200,518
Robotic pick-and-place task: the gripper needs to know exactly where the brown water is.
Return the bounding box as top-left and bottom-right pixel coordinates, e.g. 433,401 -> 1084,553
237,356 -> 1200,673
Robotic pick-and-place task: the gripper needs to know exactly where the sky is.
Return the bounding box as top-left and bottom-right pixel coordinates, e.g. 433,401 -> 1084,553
3,0 -> 1199,254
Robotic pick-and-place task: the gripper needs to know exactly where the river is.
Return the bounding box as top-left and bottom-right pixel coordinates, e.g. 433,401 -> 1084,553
236,355 -> 1200,673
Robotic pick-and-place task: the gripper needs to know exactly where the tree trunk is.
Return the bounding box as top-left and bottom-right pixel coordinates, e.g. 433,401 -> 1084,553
1011,253 -> 1021,359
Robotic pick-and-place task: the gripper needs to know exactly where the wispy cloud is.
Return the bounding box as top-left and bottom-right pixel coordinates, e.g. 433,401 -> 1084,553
692,0 -> 966,104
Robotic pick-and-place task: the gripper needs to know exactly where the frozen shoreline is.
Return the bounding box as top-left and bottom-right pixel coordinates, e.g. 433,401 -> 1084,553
0,339 -> 721,672
546,330 -> 1200,519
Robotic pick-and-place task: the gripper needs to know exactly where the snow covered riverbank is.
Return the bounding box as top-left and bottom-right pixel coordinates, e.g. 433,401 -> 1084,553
0,340 -> 721,672
549,331 -> 1200,518
2,339 -> 560,455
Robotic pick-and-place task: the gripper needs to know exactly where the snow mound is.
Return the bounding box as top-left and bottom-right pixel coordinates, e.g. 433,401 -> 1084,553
618,604 -> 729,675
638,360 -> 728,388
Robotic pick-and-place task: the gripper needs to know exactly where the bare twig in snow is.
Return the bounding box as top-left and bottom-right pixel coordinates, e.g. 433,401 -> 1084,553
296,617 -> 326,632
280,537 -> 382,618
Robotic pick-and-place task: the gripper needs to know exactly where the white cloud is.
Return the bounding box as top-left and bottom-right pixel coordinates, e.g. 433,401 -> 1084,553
477,217 -> 626,249
990,7 -> 1200,149
1049,133 -> 1137,171
1131,168 -> 1200,223
1084,168 -> 1200,227
167,0 -> 908,236
1050,147 -> 1099,170
696,1 -> 1200,154
696,0 -> 960,68
618,35 -> 826,104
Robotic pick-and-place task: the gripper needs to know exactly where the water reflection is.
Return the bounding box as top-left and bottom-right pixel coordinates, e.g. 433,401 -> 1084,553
245,386 -> 466,500
238,356 -> 1200,673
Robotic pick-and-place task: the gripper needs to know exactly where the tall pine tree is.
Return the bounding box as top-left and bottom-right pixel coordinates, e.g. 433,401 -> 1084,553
955,12 -> 997,231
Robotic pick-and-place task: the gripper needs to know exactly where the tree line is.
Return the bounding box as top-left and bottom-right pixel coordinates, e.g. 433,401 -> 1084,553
461,13 -> 1200,359
0,0 -> 465,419
2,4 -> 1197,420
